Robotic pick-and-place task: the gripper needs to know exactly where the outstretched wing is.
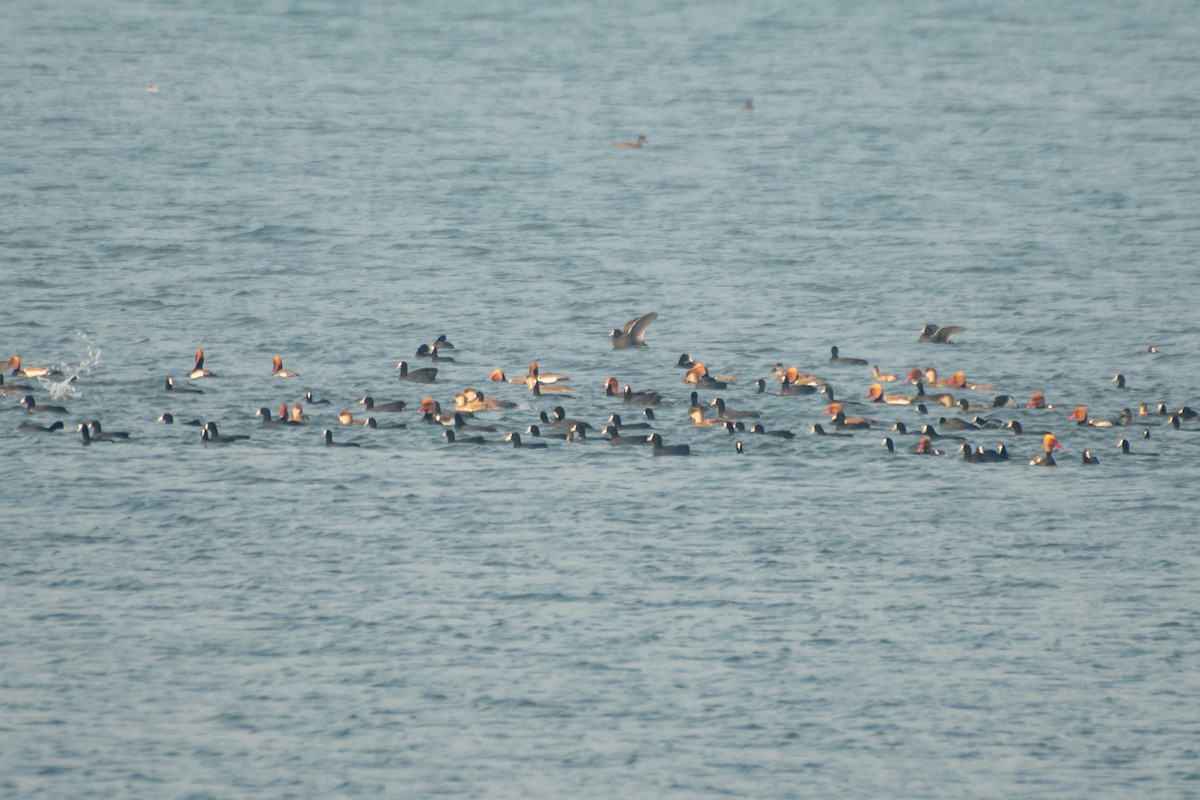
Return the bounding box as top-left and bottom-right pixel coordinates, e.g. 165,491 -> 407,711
623,311 -> 658,343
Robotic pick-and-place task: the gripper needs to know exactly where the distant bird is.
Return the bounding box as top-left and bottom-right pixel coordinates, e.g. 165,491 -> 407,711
646,432 -> 689,456
610,311 -> 657,348
87,421 -> 129,440
189,349 -> 216,379
272,356 -> 299,378
612,135 -> 647,149
872,365 -> 898,382
829,346 -> 868,366
918,323 -> 965,344
1029,433 -> 1062,466
505,431 -> 547,449
396,360 -> 438,383
1082,450 -> 1100,464
415,343 -> 454,362
9,355 -> 61,378
359,396 -> 406,413
20,395 -> 67,414
201,421 -> 249,444
19,420 -> 64,433
165,376 -> 202,394
323,429 -> 361,447
305,390 -> 331,405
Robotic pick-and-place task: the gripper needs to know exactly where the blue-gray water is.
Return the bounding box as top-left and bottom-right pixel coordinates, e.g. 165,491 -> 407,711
3,1 -> 1199,797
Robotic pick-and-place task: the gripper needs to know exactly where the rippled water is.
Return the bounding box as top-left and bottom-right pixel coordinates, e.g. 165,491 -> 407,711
3,1 -> 1200,797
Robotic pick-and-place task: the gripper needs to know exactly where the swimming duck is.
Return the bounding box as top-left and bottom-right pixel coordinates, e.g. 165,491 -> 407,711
937,416 -> 979,431
958,443 -> 982,463
453,412 -> 497,432
646,432 -> 689,456
1112,374 -> 1128,389
397,361 -> 438,383
256,407 -> 282,426
1029,433 -> 1062,466
550,406 -> 593,432
527,362 -> 568,384
780,376 -> 819,396
1081,450 -> 1100,464
1004,420 -> 1051,436
77,422 -> 96,446
823,403 -> 875,428
881,437 -> 895,452
688,405 -> 725,427
682,363 -> 729,390
828,346 -> 867,366
811,424 -> 853,437
88,421 -> 129,440
919,423 -> 966,442
872,365 -> 898,382
749,423 -> 794,439
1117,438 -> 1156,456
158,413 -> 201,426
865,383 -> 915,405
305,389 -> 331,405
918,323 -> 965,344
359,396 -> 407,413
165,376 -> 203,394
1067,406 -> 1116,427
427,334 -> 454,351
610,311 -> 657,348
505,431 -> 547,449
710,397 -> 759,420
915,436 -> 943,455
201,421 -> 249,444
0,374 -> 34,395
1026,392 -> 1055,409
722,421 -> 746,435
19,420 -> 64,433
526,377 -> 572,395
612,135 -> 647,149
607,413 -> 651,430
942,371 -> 1000,392
20,395 -> 67,414
9,355 -> 61,378
323,428 -> 361,447
676,353 -> 696,368
566,424 -> 589,443
271,356 -> 299,378
189,349 -> 216,379
288,403 -> 309,425
443,429 -> 485,445
415,343 -> 455,362
623,385 -> 662,406
525,424 -> 568,440
455,388 -> 514,412
338,409 -> 374,426
735,440 -> 745,454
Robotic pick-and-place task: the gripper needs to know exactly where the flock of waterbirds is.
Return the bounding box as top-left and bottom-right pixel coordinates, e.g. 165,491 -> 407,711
5,312 -> 1198,464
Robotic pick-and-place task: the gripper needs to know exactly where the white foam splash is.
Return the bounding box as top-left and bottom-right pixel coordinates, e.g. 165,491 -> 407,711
44,332 -> 102,401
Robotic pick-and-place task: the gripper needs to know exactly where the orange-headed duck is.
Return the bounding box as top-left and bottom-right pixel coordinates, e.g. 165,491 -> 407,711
915,436 -> 943,455
189,349 -> 216,379
20,395 -> 67,414
943,371 -> 999,391
289,403 -> 309,425
866,383 -> 914,405
397,361 -> 438,383
489,368 -> 524,384
918,323 -> 964,344
359,396 -> 407,413
323,429 -> 361,447
1067,406 -> 1115,427
1029,433 -> 1062,466
610,311 -> 656,348
272,356 -> 299,378
612,135 -> 647,149
646,432 -> 689,456
823,403 -> 876,428
10,355 -> 62,378
710,397 -> 759,420
829,346 -> 868,366
165,376 -> 202,394
1026,392 -> 1055,409
417,397 -> 456,425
